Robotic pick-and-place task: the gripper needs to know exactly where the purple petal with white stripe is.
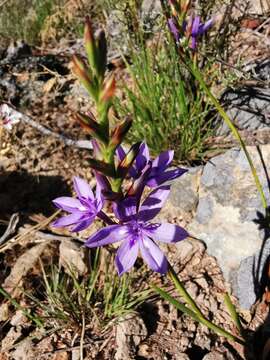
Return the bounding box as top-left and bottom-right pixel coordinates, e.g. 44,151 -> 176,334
147,168 -> 187,187
52,212 -> 83,228
147,223 -> 189,243
71,217 -> 95,232
52,197 -> 83,212
138,185 -> 171,221
85,225 -> 128,248
73,176 -> 94,200
115,239 -> 139,275
152,150 -> 174,172
139,236 -> 168,273
114,196 -> 138,222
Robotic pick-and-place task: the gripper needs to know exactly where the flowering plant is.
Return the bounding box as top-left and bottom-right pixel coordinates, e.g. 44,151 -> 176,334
0,103 -> 21,131
52,17 -> 246,346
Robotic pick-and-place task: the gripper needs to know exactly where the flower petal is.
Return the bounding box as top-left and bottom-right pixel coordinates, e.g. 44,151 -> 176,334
73,177 -> 94,200
116,145 -> 126,162
152,150 -> 174,172
147,168 -> 187,187
191,16 -> 201,36
115,239 -> 139,275
200,18 -> 213,34
52,212 -> 83,228
71,217 -> 94,232
138,185 -> 171,221
53,197 -> 83,212
113,196 -> 137,222
139,237 -> 168,273
147,223 -> 189,243
135,143 -> 150,173
85,225 -> 128,248
168,18 -> 180,42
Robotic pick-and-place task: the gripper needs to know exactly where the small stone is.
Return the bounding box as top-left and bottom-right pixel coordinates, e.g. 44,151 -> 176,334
11,338 -> 35,360
186,282 -> 199,299
0,303 -> 9,322
137,343 -> 150,357
115,312 -> 147,360
10,310 -> 28,326
195,277 -> 209,290
202,351 -> 226,360
59,240 -> 87,276
175,354 -> 190,360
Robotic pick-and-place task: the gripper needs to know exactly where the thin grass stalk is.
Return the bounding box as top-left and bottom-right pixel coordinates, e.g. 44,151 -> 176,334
166,265 -> 245,345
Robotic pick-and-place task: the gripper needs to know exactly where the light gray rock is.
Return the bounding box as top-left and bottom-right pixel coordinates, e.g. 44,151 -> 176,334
216,87 -> 270,136
169,166 -> 202,213
188,145 -> 270,308
106,9 -> 132,60
140,0 -> 162,32
202,351 -> 226,360
236,239 -> 270,309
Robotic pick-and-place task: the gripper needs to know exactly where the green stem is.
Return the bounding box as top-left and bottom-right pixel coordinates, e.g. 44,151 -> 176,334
168,264 -> 245,345
187,61 -> 267,211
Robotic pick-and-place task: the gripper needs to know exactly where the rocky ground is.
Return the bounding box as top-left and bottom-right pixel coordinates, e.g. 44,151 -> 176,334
1,1 -> 270,359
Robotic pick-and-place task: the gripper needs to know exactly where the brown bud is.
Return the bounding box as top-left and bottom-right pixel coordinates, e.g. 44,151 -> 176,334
100,75 -> 116,102
110,117 -> 132,148
75,112 -> 108,143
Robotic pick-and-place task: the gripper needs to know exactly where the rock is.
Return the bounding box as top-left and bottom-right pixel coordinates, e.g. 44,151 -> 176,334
169,166 -> 202,214
216,87 -> 270,136
2,242 -> 47,295
115,312 -> 147,360
140,0 -> 162,33
243,0 -> 270,15
106,10 -> 129,59
11,339 -> 35,360
5,41 -> 32,62
175,353 -> 190,359
236,239 -> 270,309
202,351 -> 226,360
188,145 -> 270,308
243,59 -> 270,82
59,240 -> 87,276
176,238 -> 206,267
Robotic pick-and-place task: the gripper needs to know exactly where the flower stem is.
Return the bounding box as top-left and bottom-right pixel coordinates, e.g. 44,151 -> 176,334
167,264 -> 245,345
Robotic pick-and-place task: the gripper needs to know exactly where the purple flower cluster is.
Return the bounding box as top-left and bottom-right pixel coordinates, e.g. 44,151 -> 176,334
168,15 -> 213,50
53,143 -> 189,275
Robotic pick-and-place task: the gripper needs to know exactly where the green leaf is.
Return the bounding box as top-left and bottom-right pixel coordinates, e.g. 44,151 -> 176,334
151,284 -> 200,321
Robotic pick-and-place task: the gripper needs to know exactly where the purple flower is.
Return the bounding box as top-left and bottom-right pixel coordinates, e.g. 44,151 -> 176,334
117,143 -> 187,188
167,15 -> 213,50
168,18 -> 180,42
52,176 -> 103,232
85,185 -> 189,275
190,16 -> 213,50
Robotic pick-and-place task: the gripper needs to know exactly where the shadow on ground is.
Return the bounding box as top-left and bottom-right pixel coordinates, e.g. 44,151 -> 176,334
0,170 -> 70,218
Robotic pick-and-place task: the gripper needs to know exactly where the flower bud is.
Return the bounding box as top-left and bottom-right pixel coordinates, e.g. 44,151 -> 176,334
100,75 -> 116,103
96,29 -> 107,81
110,117 -> 132,148
117,142 -> 141,177
72,55 -> 98,101
88,158 -> 116,177
84,16 -> 98,74
75,112 -> 108,143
